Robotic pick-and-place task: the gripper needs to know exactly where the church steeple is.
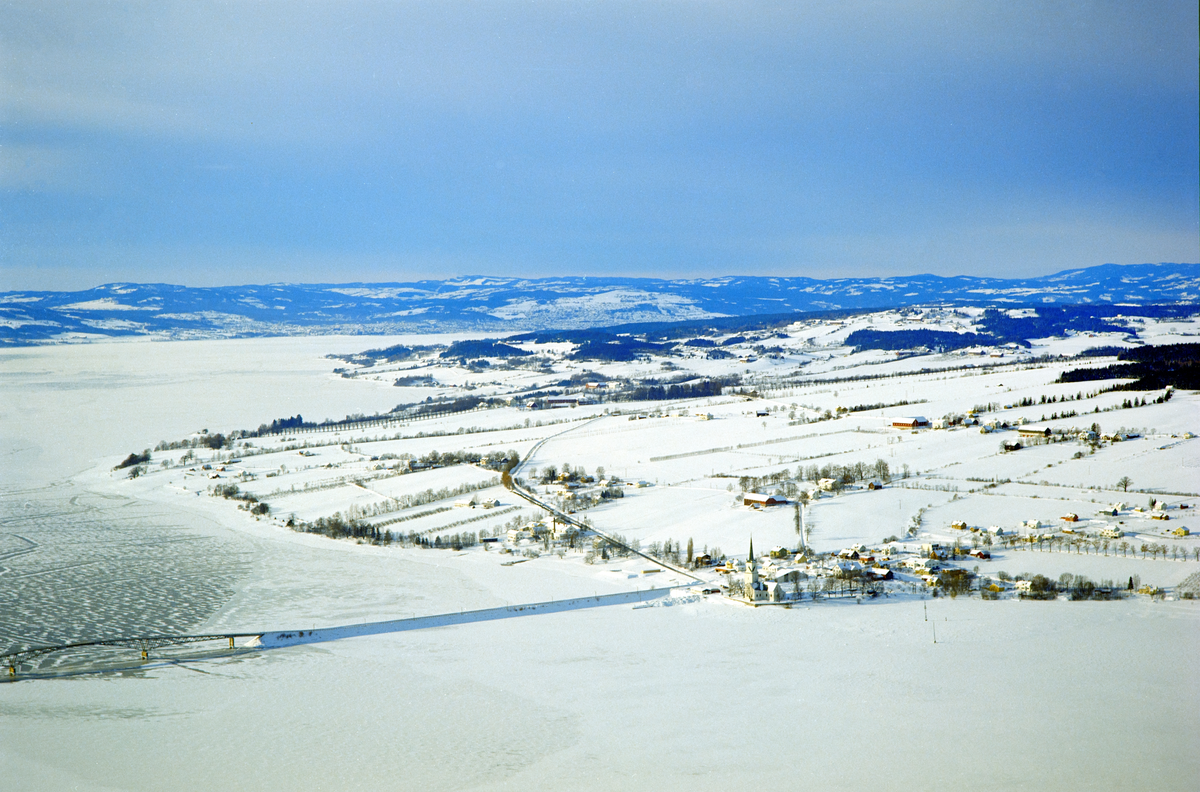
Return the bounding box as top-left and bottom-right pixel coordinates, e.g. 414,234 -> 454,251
745,536 -> 759,599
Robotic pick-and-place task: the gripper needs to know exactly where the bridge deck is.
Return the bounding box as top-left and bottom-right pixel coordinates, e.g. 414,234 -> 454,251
4,585 -> 691,680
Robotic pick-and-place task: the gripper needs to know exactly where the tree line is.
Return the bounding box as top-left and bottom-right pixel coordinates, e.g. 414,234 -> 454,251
622,378 -> 728,401
212,483 -> 270,515
114,449 -> 151,470
1058,343 -> 1199,390
289,515 -> 495,551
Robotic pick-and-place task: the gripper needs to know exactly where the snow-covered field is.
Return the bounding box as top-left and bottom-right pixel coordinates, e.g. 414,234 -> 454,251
1,309 -> 1198,790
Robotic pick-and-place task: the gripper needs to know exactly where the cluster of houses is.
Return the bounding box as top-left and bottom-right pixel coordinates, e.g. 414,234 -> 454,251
889,412 -> 1099,444
453,494 -> 501,509
496,516 -> 589,545
423,485 -> 1195,604
712,536 -> 1001,603
890,414 -> 1033,433
888,411 -> 1162,457
503,520 -> 547,544
539,474 -> 651,512
942,501 -> 1196,546
705,522 -> 1194,602
741,475 -> 884,510
721,540 -> 806,603
471,506 -> 1194,606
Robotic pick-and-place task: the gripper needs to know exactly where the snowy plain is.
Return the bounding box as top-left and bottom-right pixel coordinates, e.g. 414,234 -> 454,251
1,309 -> 1198,791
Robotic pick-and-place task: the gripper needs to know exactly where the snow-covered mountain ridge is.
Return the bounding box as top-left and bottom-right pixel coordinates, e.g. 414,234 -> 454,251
2,263 -> 1196,344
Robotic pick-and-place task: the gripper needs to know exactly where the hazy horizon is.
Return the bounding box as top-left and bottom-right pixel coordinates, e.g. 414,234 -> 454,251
2,260 -> 1197,295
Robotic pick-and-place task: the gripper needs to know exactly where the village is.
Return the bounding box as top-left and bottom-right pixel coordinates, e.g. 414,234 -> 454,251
116,307 -> 1200,611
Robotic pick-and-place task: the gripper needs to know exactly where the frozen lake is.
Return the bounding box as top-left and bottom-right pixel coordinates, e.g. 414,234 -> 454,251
0,490 -> 248,661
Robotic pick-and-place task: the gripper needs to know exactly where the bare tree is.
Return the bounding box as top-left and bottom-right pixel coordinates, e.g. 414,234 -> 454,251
1116,476 -> 1132,492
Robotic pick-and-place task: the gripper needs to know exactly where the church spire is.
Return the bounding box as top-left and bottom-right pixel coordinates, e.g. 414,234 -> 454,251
745,535 -> 759,600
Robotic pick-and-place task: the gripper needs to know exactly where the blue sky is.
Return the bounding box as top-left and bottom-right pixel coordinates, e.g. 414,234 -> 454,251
2,1 -> 1197,290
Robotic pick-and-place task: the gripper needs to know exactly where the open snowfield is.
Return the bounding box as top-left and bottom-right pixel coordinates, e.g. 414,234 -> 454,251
3,593 -> 1198,792
2,311 -> 1198,790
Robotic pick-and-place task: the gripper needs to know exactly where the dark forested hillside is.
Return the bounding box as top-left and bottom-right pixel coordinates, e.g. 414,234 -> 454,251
1058,344 -> 1200,390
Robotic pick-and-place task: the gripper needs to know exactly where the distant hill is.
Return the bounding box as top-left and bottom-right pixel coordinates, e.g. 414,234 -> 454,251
1,263 -> 1196,345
